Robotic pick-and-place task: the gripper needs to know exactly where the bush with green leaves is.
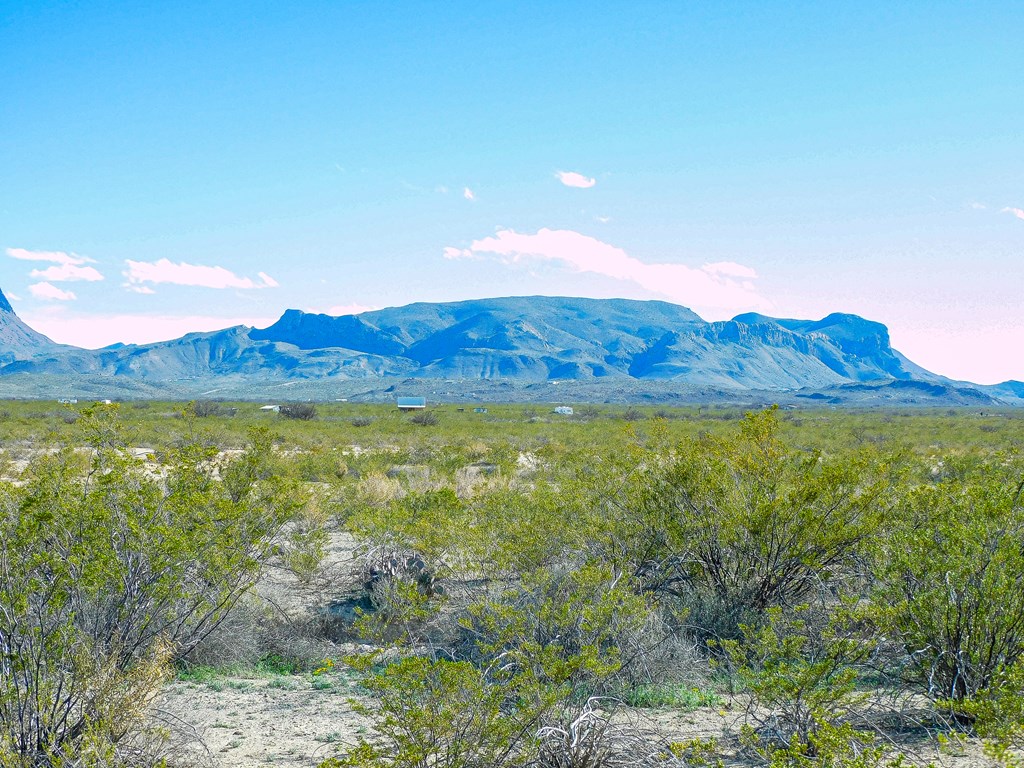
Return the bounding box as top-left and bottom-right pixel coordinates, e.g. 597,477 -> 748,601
0,407 -> 302,766
460,563 -> 653,696
873,455 -> 1024,703
608,407 -> 901,640
320,656 -> 537,768
948,662 -> 1024,766
324,562 -> 654,768
721,606 -> 875,755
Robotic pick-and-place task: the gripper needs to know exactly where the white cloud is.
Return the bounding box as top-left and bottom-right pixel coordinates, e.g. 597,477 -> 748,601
445,228 -> 770,315
29,263 -> 104,282
463,187 -> 475,201
556,171 -> 596,189
1001,206 -> 1024,220
6,247 -> 95,266
28,282 -> 76,301
123,259 -> 279,292
595,215 -> 612,223
443,246 -> 472,260
970,202 -> 987,210
19,310 -> 280,349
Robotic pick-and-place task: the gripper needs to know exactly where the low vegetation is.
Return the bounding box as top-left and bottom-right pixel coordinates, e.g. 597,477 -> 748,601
0,400 -> 1023,767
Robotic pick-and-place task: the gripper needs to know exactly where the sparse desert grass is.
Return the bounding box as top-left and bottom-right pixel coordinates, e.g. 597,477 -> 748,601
622,684 -> 723,710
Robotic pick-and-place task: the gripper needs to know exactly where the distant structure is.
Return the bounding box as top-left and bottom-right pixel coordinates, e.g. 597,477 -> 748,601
473,407 -> 488,414
396,396 -> 427,411
259,404 -> 281,413
57,398 -> 78,405
553,406 -> 574,415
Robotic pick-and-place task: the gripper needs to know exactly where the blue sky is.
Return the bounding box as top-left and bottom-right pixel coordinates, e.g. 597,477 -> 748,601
2,1 -> 1022,383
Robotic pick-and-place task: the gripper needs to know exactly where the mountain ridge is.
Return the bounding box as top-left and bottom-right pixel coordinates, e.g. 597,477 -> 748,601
0,291 -> 1018,405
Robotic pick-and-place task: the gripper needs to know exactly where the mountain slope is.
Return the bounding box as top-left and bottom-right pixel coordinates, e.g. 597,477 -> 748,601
0,291 -> 1014,403
0,288 -> 58,364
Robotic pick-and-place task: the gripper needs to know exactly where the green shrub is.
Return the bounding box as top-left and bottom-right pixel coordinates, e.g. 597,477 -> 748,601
631,408 -> 900,640
722,606 -> 874,753
873,456 -> 1024,702
320,657 -> 536,768
280,490 -> 331,583
461,564 -> 652,696
0,407 -> 302,764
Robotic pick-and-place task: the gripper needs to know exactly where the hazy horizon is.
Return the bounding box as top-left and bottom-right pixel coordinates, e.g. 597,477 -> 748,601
3,3 -> 1021,384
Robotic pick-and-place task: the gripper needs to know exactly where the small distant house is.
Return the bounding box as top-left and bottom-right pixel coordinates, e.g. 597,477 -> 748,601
473,407 -> 488,414
57,398 -> 78,405
553,406 -> 574,416
260,404 -> 281,413
396,397 -> 427,411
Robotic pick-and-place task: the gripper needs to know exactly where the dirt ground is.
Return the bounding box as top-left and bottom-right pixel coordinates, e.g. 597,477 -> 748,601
154,678 -> 990,768
152,531 -> 1001,768
157,672 -> 371,767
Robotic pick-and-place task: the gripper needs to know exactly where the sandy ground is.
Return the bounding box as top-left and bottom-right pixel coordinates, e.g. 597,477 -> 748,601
155,679 -> 990,768
149,526 -> 1006,768
157,671 -> 372,767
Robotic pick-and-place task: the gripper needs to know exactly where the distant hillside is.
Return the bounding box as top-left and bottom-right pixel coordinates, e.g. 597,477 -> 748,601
0,288 -> 58,364
0,290 -> 1017,405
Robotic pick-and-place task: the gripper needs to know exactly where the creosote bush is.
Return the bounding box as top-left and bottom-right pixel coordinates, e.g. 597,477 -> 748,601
874,455 -> 1024,702
0,406 -> 303,766
722,606 -> 875,757
588,407 -> 900,642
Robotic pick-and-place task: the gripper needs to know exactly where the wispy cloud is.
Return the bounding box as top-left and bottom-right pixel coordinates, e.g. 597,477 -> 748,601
556,170 -> 596,189
444,228 -> 769,314
29,282 -> 76,301
123,259 -> 279,292
463,187 -> 475,201
29,264 -> 104,282
1001,206 -> 1024,220
6,247 -> 96,266
443,246 -> 479,260
970,202 -> 987,210
19,309 -> 280,348
7,247 -> 104,288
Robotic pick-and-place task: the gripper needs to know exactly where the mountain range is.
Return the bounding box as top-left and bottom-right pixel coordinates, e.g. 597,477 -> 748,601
0,288 -> 1019,406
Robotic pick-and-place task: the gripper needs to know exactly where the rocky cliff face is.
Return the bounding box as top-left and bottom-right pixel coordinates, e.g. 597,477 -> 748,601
0,291 -> 1003,400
